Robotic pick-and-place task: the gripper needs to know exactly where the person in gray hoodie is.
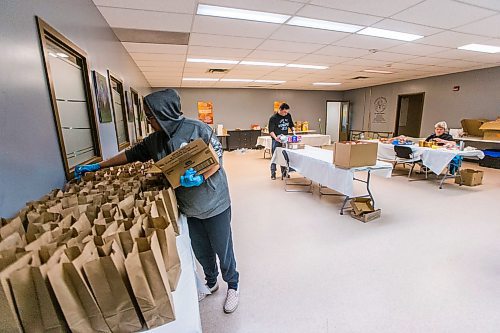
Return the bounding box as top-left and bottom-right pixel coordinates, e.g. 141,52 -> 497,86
74,89 -> 240,313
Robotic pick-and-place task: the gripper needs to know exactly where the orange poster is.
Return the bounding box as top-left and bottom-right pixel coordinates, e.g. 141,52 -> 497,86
198,101 -> 214,124
274,101 -> 285,113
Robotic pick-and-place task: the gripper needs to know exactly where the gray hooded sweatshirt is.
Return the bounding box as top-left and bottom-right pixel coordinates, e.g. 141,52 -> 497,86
125,89 -> 231,219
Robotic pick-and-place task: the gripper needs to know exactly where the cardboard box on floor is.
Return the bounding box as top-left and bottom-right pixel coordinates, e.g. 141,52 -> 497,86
333,142 -> 378,168
479,120 -> 500,141
456,169 -> 484,186
350,198 -> 381,223
153,139 -> 219,188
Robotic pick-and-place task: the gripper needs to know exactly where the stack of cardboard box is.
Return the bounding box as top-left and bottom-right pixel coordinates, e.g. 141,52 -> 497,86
0,162 -> 182,332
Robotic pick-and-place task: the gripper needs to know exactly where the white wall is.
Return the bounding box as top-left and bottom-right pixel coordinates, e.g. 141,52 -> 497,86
344,66 -> 500,136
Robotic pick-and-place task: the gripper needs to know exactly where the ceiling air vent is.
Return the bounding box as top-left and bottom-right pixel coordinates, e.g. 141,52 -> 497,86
350,76 -> 370,80
207,68 -> 230,73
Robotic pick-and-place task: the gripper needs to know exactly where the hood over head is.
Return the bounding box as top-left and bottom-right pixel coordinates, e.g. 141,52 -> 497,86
144,89 -> 184,139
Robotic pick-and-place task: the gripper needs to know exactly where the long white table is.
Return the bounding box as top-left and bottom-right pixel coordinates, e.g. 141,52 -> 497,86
257,134 -> 331,150
376,142 -> 484,174
149,215 -> 202,333
271,146 -> 393,214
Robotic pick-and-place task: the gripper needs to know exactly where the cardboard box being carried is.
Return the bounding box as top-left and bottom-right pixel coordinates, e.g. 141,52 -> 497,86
349,198 -> 381,223
456,169 -> 484,186
153,139 -> 219,188
333,141 -> 378,168
479,120 -> 500,141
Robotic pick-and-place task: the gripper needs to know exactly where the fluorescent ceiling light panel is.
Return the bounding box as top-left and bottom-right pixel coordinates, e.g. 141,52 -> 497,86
197,4 -> 290,24
240,61 -> 286,67
187,58 -> 239,64
254,80 -> 286,83
220,79 -> 254,82
458,43 -> 500,53
286,64 -> 328,69
357,27 -> 423,41
363,69 -> 393,74
287,17 -> 363,33
48,52 -> 58,58
56,52 -> 69,58
313,82 -> 341,86
183,78 -> 219,81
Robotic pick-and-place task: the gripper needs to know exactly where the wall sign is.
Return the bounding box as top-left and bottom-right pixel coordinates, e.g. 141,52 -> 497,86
372,96 -> 388,124
197,101 -> 214,124
274,101 -> 285,113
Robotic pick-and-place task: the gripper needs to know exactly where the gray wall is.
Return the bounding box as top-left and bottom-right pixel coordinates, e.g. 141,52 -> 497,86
344,66 -> 500,136
0,0 -> 151,217
155,88 -> 343,132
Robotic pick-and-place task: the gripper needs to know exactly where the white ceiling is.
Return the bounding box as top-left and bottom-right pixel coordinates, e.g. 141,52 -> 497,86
92,0 -> 500,91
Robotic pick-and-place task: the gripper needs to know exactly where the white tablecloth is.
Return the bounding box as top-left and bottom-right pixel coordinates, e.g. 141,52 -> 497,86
149,215 -> 202,333
271,146 -> 393,197
257,134 -> 331,149
376,142 -> 485,174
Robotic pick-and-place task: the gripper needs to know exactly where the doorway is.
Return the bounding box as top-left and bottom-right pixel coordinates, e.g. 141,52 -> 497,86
394,93 -> 425,137
326,101 -> 350,142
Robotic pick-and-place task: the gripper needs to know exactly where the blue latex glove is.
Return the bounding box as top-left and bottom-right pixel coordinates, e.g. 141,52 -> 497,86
74,163 -> 101,180
180,168 -> 204,187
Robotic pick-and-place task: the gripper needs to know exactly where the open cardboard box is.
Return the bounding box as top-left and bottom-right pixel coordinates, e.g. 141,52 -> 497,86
479,120 -> 500,141
334,141 -> 378,168
456,169 -> 484,186
349,198 -> 381,223
151,139 -> 219,188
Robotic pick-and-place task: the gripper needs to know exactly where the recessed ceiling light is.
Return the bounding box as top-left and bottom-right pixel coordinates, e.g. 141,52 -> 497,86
286,64 -> 328,69
48,52 -> 58,58
240,61 -> 286,67
183,78 -> 219,81
187,58 -> 239,64
357,27 -> 423,41
56,52 -> 69,58
254,80 -> 286,84
220,79 -> 254,82
313,82 -> 341,86
363,69 -> 393,74
197,4 -> 290,24
458,43 -> 500,53
287,16 -> 363,33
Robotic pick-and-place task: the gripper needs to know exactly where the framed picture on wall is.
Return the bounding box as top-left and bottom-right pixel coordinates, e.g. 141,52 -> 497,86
92,70 -> 112,123
125,90 -> 134,122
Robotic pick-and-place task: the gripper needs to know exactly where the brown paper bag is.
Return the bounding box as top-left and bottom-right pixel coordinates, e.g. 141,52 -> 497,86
9,247 -> 68,333
83,241 -> 142,332
159,189 -> 180,235
124,232 -> 175,329
47,244 -> 111,333
0,217 -> 25,242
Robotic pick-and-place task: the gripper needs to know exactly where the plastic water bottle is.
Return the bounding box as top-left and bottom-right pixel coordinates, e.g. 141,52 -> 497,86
459,140 -> 464,151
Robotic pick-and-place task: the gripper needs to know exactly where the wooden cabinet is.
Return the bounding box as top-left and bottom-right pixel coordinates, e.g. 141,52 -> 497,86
226,130 -> 261,150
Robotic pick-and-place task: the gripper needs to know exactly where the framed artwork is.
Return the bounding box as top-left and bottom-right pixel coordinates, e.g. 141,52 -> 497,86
92,70 -> 112,123
125,90 -> 134,122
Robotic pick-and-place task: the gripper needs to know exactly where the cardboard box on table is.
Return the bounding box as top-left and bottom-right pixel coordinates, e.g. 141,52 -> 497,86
151,139 -> 219,189
461,119 -> 490,137
479,120 -> 500,141
456,169 -> 484,186
333,142 -> 378,168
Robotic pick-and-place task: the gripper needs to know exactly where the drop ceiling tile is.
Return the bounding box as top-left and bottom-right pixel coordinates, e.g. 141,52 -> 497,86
295,54 -> 353,65
456,0 -> 500,11
370,19 -> 443,37
437,59 -> 483,68
97,7 -> 193,31
184,62 -> 236,70
296,5 -> 381,25
122,43 -> 188,54
130,53 -> 186,61
386,62 -> 426,70
309,0 -> 423,17
192,16 -> 280,39
361,51 -> 419,62
94,0 -> 196,14
384,43 -> 450,56
391,0 -> 496,29
453,14 -> 500,38
137,60 -> 185,67
341,58 -> 394,67
199,0 -> 304,14
187,46 -> 252,58
227,68 -> 277,75
334,35 -> 404,50
406,56 -> 452,66
189,33 -> 264,49
415,31 -> 492,48
244,50 -> 305,61
257,40 -> 325,53
313,45 -> 369,58
269,25 -> 348,44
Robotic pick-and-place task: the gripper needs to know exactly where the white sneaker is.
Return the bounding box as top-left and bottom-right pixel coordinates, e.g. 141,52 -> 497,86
198,282 -> 219,302
223,289 -> 239,314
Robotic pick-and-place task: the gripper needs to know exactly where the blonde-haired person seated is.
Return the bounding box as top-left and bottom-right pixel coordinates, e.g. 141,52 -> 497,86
425,121 -> 455,145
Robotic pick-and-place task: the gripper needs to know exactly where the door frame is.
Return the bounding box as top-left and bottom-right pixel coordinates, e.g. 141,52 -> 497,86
326,100 -> 350,141
394,92 -> 425,137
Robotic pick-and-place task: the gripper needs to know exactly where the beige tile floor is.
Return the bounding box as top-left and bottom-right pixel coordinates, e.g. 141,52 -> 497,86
198,149 -> 500,333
